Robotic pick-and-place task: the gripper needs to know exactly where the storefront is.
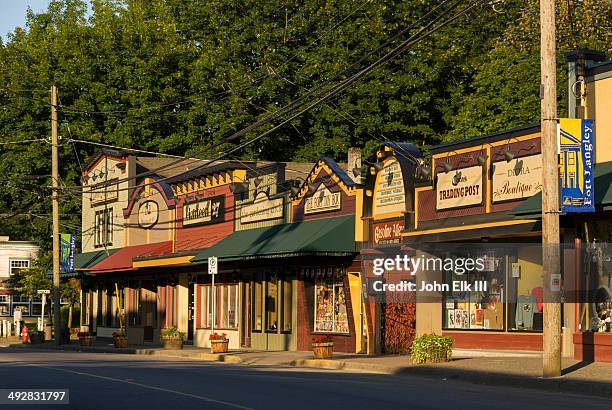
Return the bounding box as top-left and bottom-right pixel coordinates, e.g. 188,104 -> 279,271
192,157 -> 364,353
402,125 -> 580,351
360,142 -> 421,354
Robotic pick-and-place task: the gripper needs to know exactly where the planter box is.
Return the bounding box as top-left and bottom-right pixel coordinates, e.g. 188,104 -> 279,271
79,334 -> 94,347
162,336 -> 183,350
114,336 -> 128,348
312,342 -> 333,359
29,331 -> 43,344
211,340 -> 229,353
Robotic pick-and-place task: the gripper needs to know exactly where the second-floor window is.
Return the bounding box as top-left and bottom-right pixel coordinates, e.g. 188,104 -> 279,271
10,260 -> 30,275
94,208 -> 113,247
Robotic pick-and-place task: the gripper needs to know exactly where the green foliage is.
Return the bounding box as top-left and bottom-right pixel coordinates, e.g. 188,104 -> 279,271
0,0 -> 609,248
8,265 -> 52,300
60,304 -> 80,326
410,334 -> 453,364
161,326 -> 186,341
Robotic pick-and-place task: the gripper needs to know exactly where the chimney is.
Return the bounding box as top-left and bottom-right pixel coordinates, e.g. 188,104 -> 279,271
347,147 -> 362,183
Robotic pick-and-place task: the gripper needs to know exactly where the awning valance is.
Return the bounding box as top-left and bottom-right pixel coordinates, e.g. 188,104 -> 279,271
192,215 -> 356,262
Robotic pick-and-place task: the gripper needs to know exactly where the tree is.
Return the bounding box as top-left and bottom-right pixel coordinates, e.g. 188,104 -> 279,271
61,278 -> 81,329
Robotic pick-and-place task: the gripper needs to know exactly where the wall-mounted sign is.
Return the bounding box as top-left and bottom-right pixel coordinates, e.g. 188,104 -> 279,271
372,221 -> 405,245
373,159 -> 405,217
138,200 -> 159,228
559,118 -> 595,213
304,184 -> 341,214
240,192 -> 283,223
492,154 -> 542,203
436,165 -> 483,210
183,196 -> 224,226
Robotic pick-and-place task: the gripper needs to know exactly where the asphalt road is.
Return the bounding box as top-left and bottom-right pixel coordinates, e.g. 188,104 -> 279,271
0,349 -> 610,410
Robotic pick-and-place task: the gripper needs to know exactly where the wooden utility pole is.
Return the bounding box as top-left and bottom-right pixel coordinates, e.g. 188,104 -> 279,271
540,0 -> 561,377
51,85 -> 62,346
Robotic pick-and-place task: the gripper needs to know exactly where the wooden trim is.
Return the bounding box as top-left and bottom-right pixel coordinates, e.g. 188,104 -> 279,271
402,219 -> 538,237
432,134 -> 541,159
132,256 -> 193,268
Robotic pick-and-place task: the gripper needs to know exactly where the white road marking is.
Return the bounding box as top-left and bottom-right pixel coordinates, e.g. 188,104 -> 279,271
22,363 -> 255,410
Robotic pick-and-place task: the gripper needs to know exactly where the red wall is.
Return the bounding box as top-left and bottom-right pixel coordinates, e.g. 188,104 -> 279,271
174,184 -> 235,252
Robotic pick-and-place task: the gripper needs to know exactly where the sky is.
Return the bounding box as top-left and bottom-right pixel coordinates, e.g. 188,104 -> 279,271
0,1 -> 51,39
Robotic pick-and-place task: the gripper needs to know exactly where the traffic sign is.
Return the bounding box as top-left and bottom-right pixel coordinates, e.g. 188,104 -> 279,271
37,289 -> 50,294
208,256 -> 218,275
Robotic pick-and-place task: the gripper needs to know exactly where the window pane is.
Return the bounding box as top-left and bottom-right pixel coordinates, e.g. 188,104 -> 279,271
0,304 -> 9,316
314,280 -> 334,332
221,285 -> 229,328
228,285 -> 236,329
253,282 -> 262,331
266,279 -> 278,331
333,282 -> 349,333
282,280 -> 292,332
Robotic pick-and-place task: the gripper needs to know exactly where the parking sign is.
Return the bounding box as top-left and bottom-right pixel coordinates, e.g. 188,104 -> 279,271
208,256 -> 218,275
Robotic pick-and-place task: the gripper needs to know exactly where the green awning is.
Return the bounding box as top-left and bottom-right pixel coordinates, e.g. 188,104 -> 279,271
74,249 -> 119,270
192,215 -> 356,262
510,161 -> 612,218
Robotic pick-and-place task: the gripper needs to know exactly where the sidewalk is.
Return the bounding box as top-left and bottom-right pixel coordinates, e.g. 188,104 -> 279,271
8,339 -> 612,397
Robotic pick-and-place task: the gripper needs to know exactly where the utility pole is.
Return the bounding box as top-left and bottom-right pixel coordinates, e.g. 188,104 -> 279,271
51,85 -> 62,346
540,0 -> 561,377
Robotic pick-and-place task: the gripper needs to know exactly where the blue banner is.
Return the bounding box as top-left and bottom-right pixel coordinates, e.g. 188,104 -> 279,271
559,118 -> 595,213
60,233 -> 76,273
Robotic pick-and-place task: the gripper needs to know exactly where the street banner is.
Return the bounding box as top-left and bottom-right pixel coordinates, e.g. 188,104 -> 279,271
60,233 -> 76,273
558,118 -> 595,213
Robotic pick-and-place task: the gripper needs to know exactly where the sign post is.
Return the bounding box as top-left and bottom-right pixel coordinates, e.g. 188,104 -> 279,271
208,256 -> 218,334
37,290 -> 50,332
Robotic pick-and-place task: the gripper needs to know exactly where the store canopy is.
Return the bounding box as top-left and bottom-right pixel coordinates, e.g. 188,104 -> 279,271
89,241 -> 172,274
510,161 -> 612,218
192,215 -> 356,262
74,249 -> 119,270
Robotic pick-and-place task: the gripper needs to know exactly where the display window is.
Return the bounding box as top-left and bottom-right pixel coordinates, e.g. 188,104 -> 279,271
442,246 -> 544,332
314,277 -> 349,334
199,284 -> 238,329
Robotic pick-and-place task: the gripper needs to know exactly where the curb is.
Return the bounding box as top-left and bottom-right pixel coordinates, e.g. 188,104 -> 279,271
7,343 -> 244,364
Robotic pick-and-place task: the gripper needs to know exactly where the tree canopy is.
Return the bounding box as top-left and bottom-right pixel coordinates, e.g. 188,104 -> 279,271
0,0 -> 609,249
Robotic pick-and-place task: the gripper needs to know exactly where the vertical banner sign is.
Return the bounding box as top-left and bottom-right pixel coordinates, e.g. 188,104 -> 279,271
558,118 -> 595,213
60,233 -> 76,273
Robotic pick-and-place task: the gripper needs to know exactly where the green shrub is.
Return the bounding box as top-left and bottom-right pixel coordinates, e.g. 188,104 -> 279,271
410,334 -> 453,364
161,326 -> 186,341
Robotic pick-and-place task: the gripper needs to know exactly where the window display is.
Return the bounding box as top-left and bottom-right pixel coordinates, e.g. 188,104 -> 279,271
314,277 -> 349,334
443,252 -> 504,330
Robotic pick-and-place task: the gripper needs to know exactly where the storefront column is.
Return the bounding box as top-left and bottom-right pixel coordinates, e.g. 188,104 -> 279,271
416,250 -> 443,336
177,273 -> 189,333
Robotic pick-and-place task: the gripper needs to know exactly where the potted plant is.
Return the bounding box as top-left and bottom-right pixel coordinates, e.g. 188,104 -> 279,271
312,335 -> 334,359
410,333 -> 453,364
112,330 -> 128,348
209,332 -> 229,353
78,331 -> 94,347
161,327 -> 185,350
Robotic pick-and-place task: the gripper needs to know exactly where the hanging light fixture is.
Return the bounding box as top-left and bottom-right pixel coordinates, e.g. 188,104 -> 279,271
513,159 -> 524,176
373,161 -> 384,172
443,161 -> 454,173
352,167 -> 361,178
504,149 -> 515,162
476,153 -> 488,165
253,176 -> 262,187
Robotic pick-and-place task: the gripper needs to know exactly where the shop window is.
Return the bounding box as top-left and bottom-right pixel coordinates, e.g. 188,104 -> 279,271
281,280 -> 292,332
314,277 -> 349,334
253,281 -> 262,331
31,303 -> 42,316
13,304 -> 30,316
10,260 -> 30,276
0,304 -> 9,316
506,247 -> 544,332
266,279 -> 278,331
199,284 -> 238,329
443,252 -> 505,331
94,208 -> 113,248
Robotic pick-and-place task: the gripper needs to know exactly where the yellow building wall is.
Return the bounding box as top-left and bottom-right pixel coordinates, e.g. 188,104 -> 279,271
587,76 -> 612,164
517,246 -> 543,297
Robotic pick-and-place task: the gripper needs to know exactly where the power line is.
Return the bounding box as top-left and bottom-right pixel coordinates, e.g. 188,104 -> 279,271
0,138 -> 48,146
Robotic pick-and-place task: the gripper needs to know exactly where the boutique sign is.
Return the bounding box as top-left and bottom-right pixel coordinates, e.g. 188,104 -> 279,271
183,195 -> 224,226
436,165 -> 483,210
492,154 -> 542,203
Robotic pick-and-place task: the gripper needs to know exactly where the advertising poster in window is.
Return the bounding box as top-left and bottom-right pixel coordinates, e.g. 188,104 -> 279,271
558,118 -> 595,212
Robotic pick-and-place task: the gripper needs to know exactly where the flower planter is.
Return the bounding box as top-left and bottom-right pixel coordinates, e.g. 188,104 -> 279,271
162,336 -> 183,350
312,342 -> 333,359
29,331 -> 43,345
113,336 -> 128,348
211,339 -> 229,353
79,333 -> 94,347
